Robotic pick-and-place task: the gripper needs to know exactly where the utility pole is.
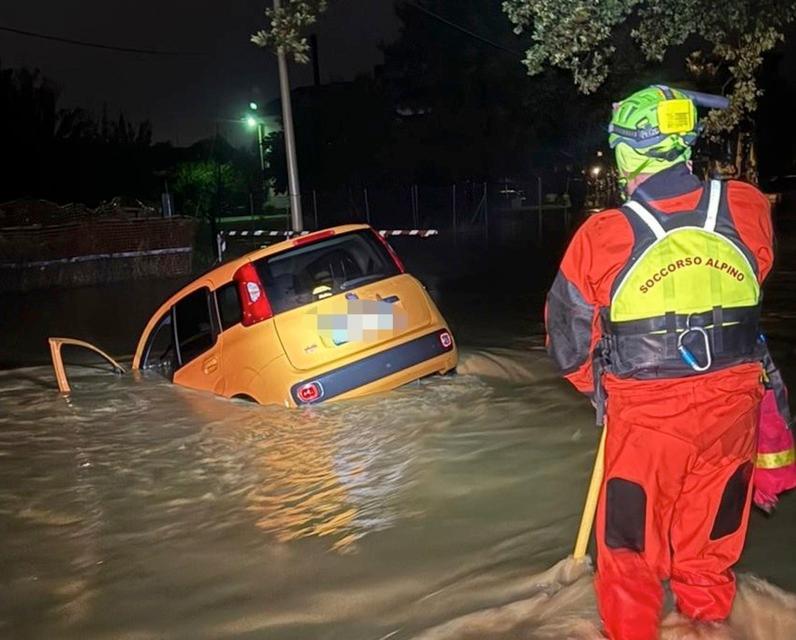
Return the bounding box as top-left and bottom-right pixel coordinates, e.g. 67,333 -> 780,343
246,103 -> 269,205
256,122 -> 265,174
256,121 -> 270,204
274,0 -> 303,232
210,123 -> 220,255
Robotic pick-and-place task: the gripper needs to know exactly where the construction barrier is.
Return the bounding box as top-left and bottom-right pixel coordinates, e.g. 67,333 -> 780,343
0,216 -> 197,292
216,229 -> 439,261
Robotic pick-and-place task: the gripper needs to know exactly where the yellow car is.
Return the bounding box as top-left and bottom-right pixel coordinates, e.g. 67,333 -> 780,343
132,224 -> 457,406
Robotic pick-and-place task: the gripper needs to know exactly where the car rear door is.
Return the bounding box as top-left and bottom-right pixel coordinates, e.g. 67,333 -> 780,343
258,230 -> 436,372
172,284 -> 225,395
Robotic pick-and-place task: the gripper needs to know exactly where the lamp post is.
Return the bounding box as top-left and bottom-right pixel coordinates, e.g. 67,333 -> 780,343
245,109 -> 266,173
245,105 -> 269,205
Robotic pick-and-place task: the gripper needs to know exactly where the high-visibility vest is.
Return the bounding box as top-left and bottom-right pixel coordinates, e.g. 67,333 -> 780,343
601,180 -> 762,379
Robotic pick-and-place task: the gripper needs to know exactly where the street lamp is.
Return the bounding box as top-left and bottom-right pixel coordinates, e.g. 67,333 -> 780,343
243,105 -> 268,202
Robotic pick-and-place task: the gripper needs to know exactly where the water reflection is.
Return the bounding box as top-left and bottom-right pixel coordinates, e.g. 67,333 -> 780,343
180,376 -> 478,552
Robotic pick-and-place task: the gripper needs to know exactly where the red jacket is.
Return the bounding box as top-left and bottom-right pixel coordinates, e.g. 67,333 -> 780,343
545,165 -> 774,394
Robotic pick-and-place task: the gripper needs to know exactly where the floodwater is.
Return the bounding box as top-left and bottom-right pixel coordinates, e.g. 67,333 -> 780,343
2,240 -> 796,639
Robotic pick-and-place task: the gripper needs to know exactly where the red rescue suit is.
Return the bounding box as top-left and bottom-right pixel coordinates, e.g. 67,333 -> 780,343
545,164 -> 774,639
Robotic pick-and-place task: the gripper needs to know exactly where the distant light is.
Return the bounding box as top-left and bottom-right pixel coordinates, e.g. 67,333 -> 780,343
245,116 -> 258,129
249,102 -> 258,111
591,165 -> 602,176
596,150 -> 604,157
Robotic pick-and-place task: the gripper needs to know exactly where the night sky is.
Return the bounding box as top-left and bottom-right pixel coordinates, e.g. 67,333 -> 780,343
1,0 -> 400,145
3,2 -> 796,151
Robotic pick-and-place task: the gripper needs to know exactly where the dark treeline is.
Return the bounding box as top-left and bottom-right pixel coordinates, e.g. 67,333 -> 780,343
0,65 -> 259,213
266,1 -> 795,192
265,0 -> 631,192
2,0 -> 793,214
2,65 -> 158,204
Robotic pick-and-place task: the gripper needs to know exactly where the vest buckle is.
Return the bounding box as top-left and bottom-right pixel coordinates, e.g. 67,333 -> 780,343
677,314 -> 713,372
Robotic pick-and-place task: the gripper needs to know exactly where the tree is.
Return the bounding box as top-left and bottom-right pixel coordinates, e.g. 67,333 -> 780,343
172,160 -> 249,219
379,1 -> 543,180
0,64 -> 158,203
377,1 -> 630,181
251,0 -> 329,60
502,0 -> 796,134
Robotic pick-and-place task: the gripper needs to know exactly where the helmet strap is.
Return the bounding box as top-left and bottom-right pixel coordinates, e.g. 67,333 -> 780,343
620,143 -> 687,189
622,157 -> 653,184
646,145 -> 687,161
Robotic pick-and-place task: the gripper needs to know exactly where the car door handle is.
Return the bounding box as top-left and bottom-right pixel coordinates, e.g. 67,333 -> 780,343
202,356 -> 218,374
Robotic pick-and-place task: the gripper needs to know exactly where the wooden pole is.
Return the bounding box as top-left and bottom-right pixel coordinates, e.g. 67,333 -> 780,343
573,425 -> 607,560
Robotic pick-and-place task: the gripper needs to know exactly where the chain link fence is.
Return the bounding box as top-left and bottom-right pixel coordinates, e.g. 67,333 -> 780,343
300,179 -> 585,242
214,175 -> 597,265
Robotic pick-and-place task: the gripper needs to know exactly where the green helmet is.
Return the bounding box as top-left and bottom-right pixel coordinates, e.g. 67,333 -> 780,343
609,85 -> 699,181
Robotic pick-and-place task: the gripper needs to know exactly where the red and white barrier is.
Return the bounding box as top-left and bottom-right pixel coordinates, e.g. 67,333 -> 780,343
220,229 -> 438,238
216,229 -> 439,261
378,229 -> 439,237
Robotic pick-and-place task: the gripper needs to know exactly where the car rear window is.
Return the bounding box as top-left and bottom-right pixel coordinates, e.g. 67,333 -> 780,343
255,230 -> 401,314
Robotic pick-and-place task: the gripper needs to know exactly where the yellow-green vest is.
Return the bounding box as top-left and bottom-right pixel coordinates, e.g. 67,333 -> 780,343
601,180 -> 762,379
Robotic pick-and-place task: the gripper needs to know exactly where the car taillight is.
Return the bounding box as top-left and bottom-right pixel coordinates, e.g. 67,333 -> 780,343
372,229 -> 405,273
233,262 -> 273,326
297,381 -> 323,403
439,331 -> 453,349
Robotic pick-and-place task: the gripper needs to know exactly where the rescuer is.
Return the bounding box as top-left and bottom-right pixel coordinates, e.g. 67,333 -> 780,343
545,85 -> 778,639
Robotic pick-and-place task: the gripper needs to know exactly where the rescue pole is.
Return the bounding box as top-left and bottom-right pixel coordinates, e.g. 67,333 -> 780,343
573,425 -> 607,560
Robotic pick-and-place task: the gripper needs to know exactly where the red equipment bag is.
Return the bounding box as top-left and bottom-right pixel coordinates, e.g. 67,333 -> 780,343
753,352 -> 796,512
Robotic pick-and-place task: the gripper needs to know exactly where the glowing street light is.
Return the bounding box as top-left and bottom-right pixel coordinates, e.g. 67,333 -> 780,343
243,101 -> 266,169
243,107 -> 269,203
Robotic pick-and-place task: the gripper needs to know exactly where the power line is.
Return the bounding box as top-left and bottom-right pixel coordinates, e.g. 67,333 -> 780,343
402,1 -> 523,58
3,8 -> 517,59
0,25 -> 205,56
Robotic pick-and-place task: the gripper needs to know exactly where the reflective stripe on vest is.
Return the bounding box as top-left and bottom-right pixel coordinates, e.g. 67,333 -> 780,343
757,448 -> 796,470
611,180 -> 760,324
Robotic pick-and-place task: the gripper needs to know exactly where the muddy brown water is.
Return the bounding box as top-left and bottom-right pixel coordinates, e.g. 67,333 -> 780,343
1,240 -> 796,639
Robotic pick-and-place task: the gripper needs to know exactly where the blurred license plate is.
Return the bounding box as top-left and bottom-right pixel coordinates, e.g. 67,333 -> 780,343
317,299 -> 407,345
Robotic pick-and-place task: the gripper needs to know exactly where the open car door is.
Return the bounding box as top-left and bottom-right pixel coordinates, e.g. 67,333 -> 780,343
48,337 -> 126,393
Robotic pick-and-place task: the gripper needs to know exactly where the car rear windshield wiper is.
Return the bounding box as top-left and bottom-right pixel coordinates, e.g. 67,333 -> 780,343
340,274 -> 386,290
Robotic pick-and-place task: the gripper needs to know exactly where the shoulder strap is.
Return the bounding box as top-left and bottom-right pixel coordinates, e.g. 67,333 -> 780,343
624,200 -> 666,240
626,179 -> 722,238
703,179 -> 722,232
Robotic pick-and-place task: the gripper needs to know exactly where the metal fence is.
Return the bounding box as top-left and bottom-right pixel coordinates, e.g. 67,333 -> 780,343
0,216 -> 197,292
218,177 -> 586,251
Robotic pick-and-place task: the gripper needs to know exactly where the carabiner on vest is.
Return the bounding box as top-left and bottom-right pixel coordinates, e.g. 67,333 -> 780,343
677,316 -> 713,372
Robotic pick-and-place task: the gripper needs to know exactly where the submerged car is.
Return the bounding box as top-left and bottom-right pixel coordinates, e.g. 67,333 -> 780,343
132,224 -> 457,406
